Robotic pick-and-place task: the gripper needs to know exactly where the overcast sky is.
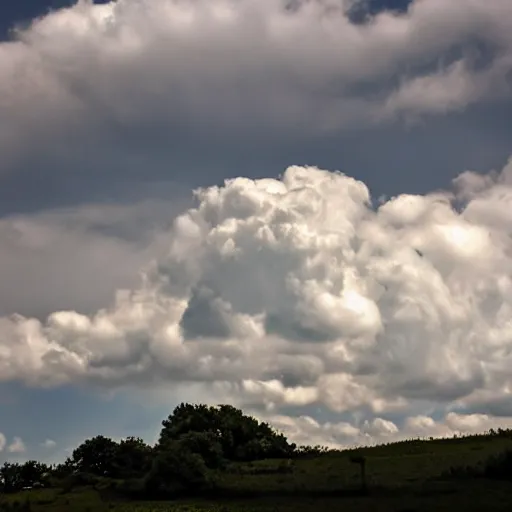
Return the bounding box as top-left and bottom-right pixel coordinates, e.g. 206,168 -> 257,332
1,0 -> 512,463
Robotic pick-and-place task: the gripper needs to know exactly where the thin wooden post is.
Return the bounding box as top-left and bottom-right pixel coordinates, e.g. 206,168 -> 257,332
350,455 -> 367,493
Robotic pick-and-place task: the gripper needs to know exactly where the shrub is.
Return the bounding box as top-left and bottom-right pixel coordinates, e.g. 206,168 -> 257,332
143,441 -> 212,497
483,449 -> 512,480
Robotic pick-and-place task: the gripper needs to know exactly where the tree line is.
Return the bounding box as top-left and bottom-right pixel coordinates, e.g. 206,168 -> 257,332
0,403 -> 321,497
4,404 -> 512,498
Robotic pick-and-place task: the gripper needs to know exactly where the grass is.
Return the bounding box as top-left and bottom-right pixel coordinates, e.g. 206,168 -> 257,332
3,433 -> 512,511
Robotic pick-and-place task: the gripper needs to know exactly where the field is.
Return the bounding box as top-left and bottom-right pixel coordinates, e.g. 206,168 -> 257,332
3,433 -> 512,512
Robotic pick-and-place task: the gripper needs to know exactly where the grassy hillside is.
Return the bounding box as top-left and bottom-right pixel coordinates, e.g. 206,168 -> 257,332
3,431 -> 512,512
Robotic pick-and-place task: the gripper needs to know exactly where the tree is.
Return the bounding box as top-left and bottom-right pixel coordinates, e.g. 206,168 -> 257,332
159,403 -> 217,444
158,403 -> 296,462
0,462 -> 23,492
114,437 -> 153,478
70,435 -> 119,477
144,440 -> 210,497
177,431 -> 225,469
52,457 -> 75,478
19,460 -> 50,487
0,460 -> 49,492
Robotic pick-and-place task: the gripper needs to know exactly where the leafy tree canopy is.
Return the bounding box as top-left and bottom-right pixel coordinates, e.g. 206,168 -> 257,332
0,460 -> 50,492
0,403 -> 296,498
68,435 -> 152,478
158,403 -> 296,462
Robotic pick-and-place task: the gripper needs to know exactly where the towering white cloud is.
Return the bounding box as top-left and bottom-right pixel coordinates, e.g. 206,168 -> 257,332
2,0 -> 512,450
1,158 -> 512,426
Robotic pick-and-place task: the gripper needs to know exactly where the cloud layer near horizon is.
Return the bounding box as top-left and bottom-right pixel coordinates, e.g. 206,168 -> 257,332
3,157 -> 512,446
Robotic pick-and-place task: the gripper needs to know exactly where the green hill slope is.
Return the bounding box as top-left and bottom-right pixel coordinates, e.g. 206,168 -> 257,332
3,430 -> 512,512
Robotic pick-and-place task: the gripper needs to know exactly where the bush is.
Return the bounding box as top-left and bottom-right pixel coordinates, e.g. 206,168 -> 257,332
176,431 -> 225,469
483,449 -> 512,480
59,472 -> 101,493
143,441 -> 212,497
443,449 -> 512,481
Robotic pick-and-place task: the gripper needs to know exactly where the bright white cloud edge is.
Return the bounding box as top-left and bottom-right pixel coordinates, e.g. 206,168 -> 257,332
2,0 -> 512,451
1,157 -> 512,448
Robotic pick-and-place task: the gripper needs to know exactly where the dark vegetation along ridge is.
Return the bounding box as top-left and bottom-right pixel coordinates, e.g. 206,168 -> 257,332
2,404 -> 512,511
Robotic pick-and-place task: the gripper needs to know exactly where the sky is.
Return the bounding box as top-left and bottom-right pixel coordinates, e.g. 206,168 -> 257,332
1,0 -> 512,463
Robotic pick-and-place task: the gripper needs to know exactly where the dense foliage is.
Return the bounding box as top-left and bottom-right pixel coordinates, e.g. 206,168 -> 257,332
0,461 -> 49,492
158,403 -> 295,462
0,403 -> 296,497
4,404 -> 512,512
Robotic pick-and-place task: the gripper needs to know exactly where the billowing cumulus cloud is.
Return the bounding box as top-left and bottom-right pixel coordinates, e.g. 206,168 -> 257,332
1,0 -> 512,207
7,0 -> 510,138
263,411 -> 512,449
3,0 -> 512,451
2,157 -> 512,442
7,437 -> 26,454
0,434 -> 30,457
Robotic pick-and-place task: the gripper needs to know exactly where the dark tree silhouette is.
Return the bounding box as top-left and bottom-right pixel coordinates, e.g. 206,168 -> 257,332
0,461 -> 49,492
114,437 -> 153,478
144,440 -> 211,496
70,435 -> 119,477
158,403 -> 295,462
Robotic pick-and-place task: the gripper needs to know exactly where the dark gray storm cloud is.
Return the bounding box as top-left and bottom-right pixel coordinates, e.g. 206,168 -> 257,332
0,0 -> 511,215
